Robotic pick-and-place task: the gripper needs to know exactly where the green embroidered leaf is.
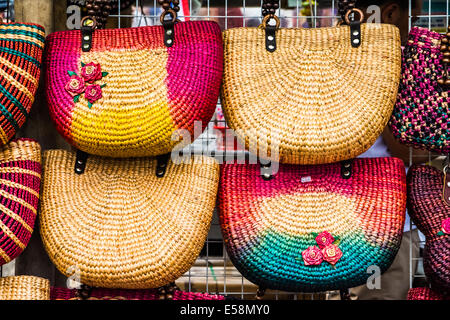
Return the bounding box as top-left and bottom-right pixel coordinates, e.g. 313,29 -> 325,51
68,71 -> 78,77
333,239 -> 341,246
437,231 -> 445,236
81,62 -> 86,67
102,72 -> 109,77
88,102 -> 93,109
311,232 -> 319,238
73,95 -> 80,103
100,84 -> 107,88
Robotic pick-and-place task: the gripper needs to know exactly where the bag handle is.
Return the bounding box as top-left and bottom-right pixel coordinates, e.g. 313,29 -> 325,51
81,0 -> 179,48
259,0 -> 362,53
85,0 -> 113,30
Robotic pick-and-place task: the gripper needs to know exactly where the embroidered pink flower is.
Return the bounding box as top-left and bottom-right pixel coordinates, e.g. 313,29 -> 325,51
315,231 -> 335,249
81,62 -> 103,83
302,246 -> 323,266
442,218 -> 450,234
322,244 -> 343,265
85,84 -> 103,104
65,75 -> 85,97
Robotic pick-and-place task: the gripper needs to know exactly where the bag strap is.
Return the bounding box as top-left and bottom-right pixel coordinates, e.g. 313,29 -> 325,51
80,0 -> 179,51
85,0 -> 113,30
159,0 -> 180,47
259,0 -> 362,53
338,0 -> 357,23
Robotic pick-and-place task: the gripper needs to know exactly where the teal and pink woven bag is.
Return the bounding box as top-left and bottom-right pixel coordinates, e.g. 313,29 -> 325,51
219,158 -> 407,292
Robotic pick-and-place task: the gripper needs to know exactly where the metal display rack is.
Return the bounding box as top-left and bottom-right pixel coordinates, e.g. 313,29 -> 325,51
1,0 -> 447,300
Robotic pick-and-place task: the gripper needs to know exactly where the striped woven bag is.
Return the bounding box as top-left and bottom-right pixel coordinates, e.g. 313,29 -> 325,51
407,164 -> 450,295
389,27 -> 450,154
45,0 -> 223,158
40,150 -> 219,289
221,1 -> 401,165
407,287 -> 449,300
0,22 -> 45,145
50,286 -> 226,301
218,158 -> 406,292
0,138 -> 41,266
0,276 -> 50,300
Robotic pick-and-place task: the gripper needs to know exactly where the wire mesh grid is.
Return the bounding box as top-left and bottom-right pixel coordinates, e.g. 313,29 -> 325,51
0,0 -> 446,299
75,0 -> 449,300
108,0 -> 447,299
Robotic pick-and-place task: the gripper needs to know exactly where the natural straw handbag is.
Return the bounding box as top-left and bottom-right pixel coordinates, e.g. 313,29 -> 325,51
0,21 -> 45,145
45,0 -> 223,158
390,27 -> 450,154
221,0 -> 401,165
218,158 -> 406,293
407,162 -> 450,295
40,150 -> 219,289
390,26 -> 450,155
0,276 -> 50,300
0,139 -> 41,266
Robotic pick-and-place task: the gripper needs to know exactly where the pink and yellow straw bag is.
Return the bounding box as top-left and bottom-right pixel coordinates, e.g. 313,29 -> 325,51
45,0 -> 223,157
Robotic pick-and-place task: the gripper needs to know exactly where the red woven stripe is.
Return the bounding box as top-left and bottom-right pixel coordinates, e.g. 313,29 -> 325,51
50,287 -> 226,300
0,159 -> 40,264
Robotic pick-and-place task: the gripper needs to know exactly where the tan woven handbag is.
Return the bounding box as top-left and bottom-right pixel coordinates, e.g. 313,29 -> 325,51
39,150 -> 219,289
221,1 -> 401,165
0,276 -> 50,300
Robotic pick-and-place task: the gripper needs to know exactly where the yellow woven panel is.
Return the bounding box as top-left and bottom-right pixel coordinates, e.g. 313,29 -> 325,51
70,49 -> 176,157
221,24 -> 401,164
0,276 -> 50,300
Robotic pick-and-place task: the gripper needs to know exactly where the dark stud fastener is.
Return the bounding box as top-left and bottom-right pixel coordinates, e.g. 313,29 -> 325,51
256,287 -> 266,300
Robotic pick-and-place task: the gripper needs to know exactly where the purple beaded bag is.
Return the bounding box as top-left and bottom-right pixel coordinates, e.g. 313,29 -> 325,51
389,26 -> 449,155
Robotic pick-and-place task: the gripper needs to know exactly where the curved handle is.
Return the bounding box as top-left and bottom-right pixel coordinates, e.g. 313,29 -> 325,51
85,0 -> 113,30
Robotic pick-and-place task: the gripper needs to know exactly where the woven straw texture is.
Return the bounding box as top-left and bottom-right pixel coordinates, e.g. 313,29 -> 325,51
407,287 -> 449,300
0,276 -> 50,300
0,138 -> 41,266
221,24 -> 401,165
45,21 -> 223,158
40,150 -> 219,289
390,27 -> 449,154
219,158 -> 406,292
50,287 -> 226,300
0,23 -> 45,145
407,165 -> 449,295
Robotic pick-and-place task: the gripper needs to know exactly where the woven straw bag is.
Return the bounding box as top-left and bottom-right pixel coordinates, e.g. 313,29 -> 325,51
0,138 -> 41,266
40,150 -> 219,289
0,22 -> 45,145
218,158 -> 406,292
0,276 -> 50,300
45,0 -> 223,158
390,27 -> 450,154
221,2 -> 401,165
407,287 -> 449,300
50,286 -> 226,300
407,164 -> 450,295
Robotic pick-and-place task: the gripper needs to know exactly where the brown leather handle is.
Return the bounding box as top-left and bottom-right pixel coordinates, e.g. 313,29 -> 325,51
262,0 -> 356,21
85,0 -> 113,29
158,0 -> 180,23
338,0 -> 357,22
